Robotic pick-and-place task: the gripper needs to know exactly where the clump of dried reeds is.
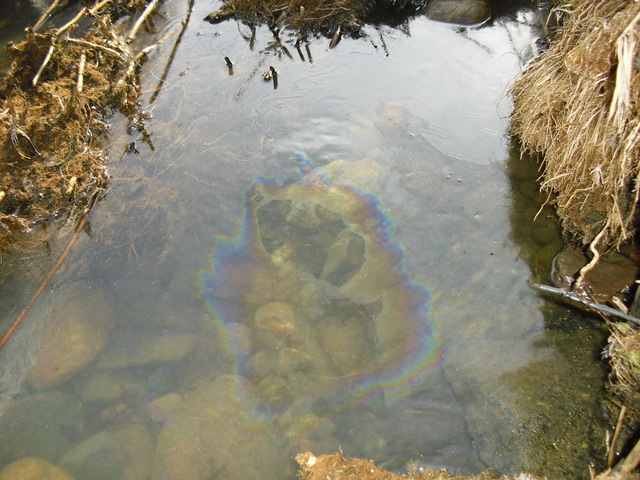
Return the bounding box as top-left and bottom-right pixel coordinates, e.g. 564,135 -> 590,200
606,322 -> 640,411
511,0 -> 640,253
207,0 -> 371,34
0,0 -> 159,250
205,0 -> 426,36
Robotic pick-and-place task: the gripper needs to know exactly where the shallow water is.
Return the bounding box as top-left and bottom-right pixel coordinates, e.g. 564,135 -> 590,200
0,1 -> 609,479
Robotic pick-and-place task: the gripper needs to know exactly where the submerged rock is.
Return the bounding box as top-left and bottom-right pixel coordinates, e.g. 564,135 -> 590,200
58,431 -> 123,480
152,375 -> 286,480
28,284 -> 115,390
551,246 -> 640,303
423,0 -> 491,25
0,457 -> 76,480
144,392 -> 184,424
0,391 -> 87,465
97,334 -> 199,369
59,419 -> 155,480
76,372 -> 127,404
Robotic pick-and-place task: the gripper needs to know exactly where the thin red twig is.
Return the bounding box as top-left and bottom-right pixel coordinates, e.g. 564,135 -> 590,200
0,194 -> 97,350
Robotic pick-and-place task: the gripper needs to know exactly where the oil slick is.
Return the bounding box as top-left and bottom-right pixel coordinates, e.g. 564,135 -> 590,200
198,153 -> 445,443
131,155 -> 447,479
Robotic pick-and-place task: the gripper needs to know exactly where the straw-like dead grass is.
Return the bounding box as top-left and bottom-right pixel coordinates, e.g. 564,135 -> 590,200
205,0 -> 425,36
511,0 -> 640,253
0,0 -> 156,250
606,322 -> 640,411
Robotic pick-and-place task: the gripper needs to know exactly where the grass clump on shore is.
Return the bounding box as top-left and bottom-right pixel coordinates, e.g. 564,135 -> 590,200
511,0 -> 640,253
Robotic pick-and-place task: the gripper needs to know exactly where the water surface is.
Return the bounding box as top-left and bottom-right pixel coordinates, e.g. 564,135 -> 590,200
0,1 -> 608,479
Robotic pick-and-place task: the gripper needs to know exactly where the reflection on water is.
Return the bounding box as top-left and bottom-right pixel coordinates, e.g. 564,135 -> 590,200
0,0 -> 610,479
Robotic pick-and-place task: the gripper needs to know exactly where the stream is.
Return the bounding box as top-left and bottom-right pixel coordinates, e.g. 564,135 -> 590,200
0,1 -> 610,479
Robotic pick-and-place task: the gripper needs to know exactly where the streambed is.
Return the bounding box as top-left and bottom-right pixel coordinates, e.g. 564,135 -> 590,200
0,1 -> 609,479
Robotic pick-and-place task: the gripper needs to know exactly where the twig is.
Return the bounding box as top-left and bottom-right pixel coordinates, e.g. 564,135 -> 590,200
67,37 -> 125,59
574,219 -> 610,287
608,405 -> 628,469
0,193 -> 98,350
618,437 -> 640,474
56,0 -> 111,36
32,43 -> 55,86
117,34 -> 168,86
88,0 -> 112,16
127,0 -> 160,43
532,283 -> 640,326
77,52 -> 86,92
57,6 -> 88,36
33,0 -> 63,32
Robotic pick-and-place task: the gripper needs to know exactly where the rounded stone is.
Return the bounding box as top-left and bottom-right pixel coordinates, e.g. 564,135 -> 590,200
253,301 -> 296,348
0,458 -> 76,480
28,284 -> 115,391
423,0 -> 492,25
551,246 -> 640,302
0,391 -> 87,466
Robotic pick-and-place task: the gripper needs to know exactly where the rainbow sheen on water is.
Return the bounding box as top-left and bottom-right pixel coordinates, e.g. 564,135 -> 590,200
197,154 -> 445,442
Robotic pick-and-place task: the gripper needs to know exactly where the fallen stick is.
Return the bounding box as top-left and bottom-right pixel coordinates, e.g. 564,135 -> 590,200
117,32 -> 169,87
57,0 -> 111,36
33,0 -> 116,86
608,405 -> 628,469
57,6 -> 89,36
33,0 -> 63,32
531,283 -> 640,326
88,0 -> 112,16
127,0 -> 160,43
77,52 -> 86,92
0,194 -> 98,350
67,37 -> 125,59
32,42 -> 55,86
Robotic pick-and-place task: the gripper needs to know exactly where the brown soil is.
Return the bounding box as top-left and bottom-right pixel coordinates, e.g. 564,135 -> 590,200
0,0 -> 155,251
295,452 -> 544,480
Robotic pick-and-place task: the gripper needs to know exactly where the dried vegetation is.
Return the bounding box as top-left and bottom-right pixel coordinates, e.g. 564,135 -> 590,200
512,2 -> 640,476
295,452 -> 544,480
0,0 -> 158,250
205,0 -> 426,36
511,0 -> 640,253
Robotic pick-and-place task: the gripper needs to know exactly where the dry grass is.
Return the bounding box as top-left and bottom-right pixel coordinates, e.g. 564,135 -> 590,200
295,452 -> 544,480
0,0 -> 154,250
606,322 -> 640,412
511,0 -> 640,252
205,0 -> 421,36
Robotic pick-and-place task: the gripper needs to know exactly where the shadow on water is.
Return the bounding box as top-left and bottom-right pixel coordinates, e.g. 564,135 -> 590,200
506,140 -> 610,477
0,1 -> 615,479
